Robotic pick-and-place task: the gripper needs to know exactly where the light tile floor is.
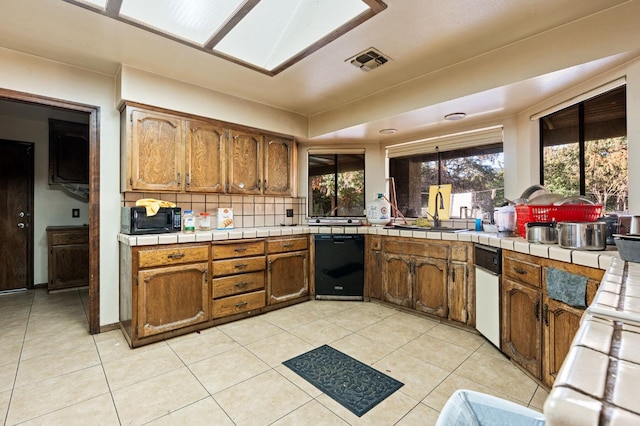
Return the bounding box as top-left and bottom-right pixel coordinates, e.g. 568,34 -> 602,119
1,288 -> 548,425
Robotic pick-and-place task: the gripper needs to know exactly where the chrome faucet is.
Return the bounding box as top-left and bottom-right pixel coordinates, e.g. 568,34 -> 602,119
426,190 -> 445,228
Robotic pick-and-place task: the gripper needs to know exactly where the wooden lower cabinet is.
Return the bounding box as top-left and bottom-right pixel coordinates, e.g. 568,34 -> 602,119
119,243 -> 210,346
413,257 -> 448,317
267,236 -> 309,305
501,277 -> 542,379
501,249 -> 604,388
382,253 -> 413,307
46,226 -> 89,291
137,263 -> 209,338
543,296 -> 583,387
381,238 -> 452,319
365,235 -> 383,300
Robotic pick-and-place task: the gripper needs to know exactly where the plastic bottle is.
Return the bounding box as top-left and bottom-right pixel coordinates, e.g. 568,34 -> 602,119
366,193 -> 391,226
198,212 -> 211,230
183,210 -> 196,233
475,207 -> 483,231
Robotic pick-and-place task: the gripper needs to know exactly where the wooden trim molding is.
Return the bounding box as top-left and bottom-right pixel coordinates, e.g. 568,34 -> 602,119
0,88 -> 101,334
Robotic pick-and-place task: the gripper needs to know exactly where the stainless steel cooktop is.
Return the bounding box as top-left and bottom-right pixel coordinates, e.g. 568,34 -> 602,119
306,217 -> 363,226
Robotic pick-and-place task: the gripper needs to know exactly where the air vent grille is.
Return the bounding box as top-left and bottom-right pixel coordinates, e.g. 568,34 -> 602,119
347,48 -> 390,71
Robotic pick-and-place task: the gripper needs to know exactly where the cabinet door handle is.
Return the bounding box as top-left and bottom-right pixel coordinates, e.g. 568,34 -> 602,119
168,253 -> 185,259
452,269 -> 456,282
543,303 -> 549,326
235,263 -> 248,269
535,300 -> 540,320
234,301 -> 248,308
234,282 -> 248,288
514,267 -> 527,275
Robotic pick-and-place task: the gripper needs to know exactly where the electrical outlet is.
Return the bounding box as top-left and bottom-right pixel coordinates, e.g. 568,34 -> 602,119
286,209 -> 294,217
72,208 -> 80,218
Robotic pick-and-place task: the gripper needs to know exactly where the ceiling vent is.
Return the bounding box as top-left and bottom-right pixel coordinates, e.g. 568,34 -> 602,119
348,48 -> 391,71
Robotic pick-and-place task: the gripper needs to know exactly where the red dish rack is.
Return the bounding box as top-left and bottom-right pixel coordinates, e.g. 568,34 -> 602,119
515,204 -> 603,236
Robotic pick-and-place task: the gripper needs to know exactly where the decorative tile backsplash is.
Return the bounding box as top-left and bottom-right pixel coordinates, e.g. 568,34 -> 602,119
123,192 -> 308,228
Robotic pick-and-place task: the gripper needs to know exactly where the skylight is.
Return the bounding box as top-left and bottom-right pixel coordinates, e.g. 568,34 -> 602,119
63,0 -> 387,75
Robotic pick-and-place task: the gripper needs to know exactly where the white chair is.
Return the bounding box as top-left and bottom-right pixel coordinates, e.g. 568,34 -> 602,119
436,389 -> 545,426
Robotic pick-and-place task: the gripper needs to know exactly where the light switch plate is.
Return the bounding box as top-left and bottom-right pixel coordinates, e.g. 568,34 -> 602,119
72,208 -> 80,218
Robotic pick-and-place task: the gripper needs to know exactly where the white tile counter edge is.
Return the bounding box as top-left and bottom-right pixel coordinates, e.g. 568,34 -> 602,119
118,225 -> 620,270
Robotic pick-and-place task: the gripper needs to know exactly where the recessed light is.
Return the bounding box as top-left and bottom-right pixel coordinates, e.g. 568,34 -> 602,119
379,128 -> 397,135
444,112 -> 466,121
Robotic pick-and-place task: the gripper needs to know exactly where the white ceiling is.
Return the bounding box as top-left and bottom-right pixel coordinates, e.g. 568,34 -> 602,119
0,0 -> 638,143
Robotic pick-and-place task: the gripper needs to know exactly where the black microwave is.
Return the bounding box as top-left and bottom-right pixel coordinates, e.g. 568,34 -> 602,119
121,207 -> 182,234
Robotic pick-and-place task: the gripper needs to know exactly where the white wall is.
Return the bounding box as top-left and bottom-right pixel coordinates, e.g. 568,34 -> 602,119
0,47 -> 120,326
0,114 -> 90,284
118,66 -> 308,139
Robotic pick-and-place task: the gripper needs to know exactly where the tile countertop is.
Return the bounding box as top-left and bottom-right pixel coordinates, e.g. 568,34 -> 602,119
544,259 -> 640,425
117,224 -> 621,271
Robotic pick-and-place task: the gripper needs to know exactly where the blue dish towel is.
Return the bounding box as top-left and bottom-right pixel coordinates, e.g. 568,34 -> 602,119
546,267 -> 587,308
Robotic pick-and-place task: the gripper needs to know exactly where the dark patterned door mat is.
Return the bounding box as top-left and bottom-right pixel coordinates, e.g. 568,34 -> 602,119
282,344 -> 404,417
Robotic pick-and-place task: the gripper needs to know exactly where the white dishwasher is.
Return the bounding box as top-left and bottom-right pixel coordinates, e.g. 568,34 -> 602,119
474,244 -> 502,349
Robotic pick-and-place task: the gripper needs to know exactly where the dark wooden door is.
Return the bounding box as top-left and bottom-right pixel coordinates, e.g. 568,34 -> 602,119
0,140 -> 34,291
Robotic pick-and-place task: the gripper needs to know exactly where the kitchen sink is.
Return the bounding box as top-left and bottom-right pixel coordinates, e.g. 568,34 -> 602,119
386,224 -> 470,232
428,227 -> 470,233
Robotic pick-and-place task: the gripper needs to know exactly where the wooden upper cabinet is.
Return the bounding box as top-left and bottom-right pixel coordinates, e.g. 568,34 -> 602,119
263,135 -> 293,196
122,104 -> 296,195
185,120 -> 225,193
228,129 -> 262,194
49,119 -> 89,185
128,109 -> 183,191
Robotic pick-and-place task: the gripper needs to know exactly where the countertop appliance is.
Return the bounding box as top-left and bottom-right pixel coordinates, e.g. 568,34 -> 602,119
307,217 -> 363,226
314,234 -> 364,300
121,206 -> 182,234
474,244 -> 502,349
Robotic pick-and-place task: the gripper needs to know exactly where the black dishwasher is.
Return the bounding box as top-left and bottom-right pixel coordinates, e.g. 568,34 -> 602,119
314,234 -> 364,300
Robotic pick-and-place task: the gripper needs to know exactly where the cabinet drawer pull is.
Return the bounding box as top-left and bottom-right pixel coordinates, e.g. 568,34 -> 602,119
234,282 -> 248,288
234,247 -> 248,252
234,263 -> 248,269
168,253 -> 185,259
234,301 -> 248,308
514,267 -> 527,275
283,243 -> 294,248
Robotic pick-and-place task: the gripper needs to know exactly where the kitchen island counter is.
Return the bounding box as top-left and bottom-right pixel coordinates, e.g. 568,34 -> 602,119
544,258 -> 640,425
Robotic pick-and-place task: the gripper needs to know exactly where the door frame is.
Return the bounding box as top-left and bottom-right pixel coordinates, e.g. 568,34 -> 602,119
0,88 -> 101,334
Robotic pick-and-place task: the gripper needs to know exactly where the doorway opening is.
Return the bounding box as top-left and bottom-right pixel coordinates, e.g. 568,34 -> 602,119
0,89 -> 100,334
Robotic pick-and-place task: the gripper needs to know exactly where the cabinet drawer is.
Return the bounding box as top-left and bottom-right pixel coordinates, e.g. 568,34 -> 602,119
213,256 -> 265,277
212,271 -> 265,299
384,239 -> 448,259
450,242 -> 469,261
50,230 -> 89,245
504,257 -> 541,288
138,245 -> 208,268
212,290 -> 266,318
213,241 -> 265,260
267,237 -> 308,254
